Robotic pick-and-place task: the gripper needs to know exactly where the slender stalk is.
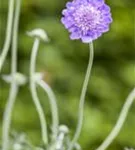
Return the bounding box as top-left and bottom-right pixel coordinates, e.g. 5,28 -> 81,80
96,88 -> 135,150
2,0 -> 21,150
0,0 -> 15,72
30,38 -> 48,145
2,85 -> 18,150
37,79 -> 59,141
68,42 -> 94,150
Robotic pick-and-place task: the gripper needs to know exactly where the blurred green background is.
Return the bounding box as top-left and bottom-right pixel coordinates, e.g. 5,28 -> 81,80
0,0 -> 135,149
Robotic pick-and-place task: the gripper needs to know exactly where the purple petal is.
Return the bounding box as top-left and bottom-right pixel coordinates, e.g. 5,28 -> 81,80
81,36 -> 93,43
66,2 -> 72,8
70,32 -> 81,40
99,4 -> 111,12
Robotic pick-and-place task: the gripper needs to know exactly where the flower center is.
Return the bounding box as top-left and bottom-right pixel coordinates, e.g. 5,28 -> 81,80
73,5 -> 100,35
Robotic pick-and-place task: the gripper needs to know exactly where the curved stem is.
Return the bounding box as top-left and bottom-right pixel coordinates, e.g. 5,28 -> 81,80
96,88 -> 135,150
0,0 -> 15,72
12,0 -> 21,74
30,38 -> 48,145
37,79 -> 59,141
2,0 -> 21,149
2,85 -> 18,150
68,42 -> 94,150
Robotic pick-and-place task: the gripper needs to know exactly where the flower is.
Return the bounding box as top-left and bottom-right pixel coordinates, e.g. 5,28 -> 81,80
61,0 -> 112,43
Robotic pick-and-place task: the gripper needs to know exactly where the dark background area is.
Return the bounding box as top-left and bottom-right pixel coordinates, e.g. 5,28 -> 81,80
0,0 -> 135,149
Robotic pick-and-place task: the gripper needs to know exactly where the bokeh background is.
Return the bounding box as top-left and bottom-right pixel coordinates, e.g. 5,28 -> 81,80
0,0 -> 135,149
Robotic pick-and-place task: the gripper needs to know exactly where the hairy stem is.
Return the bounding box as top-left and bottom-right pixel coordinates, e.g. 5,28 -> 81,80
30,38 -> 48,145
96,88 -> 135,150
0,0 -> 15,72
37,79 -> 59,141
2,0 -> 21,149
68,42 -> 94,150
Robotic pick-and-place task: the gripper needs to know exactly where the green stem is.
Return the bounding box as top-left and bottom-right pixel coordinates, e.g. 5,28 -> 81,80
2,0 -> 21,149
30,38 -> 48,145
68,42 -> 94,150
0,0 -> 15,72
96,88 -> 135,150
37,79 -> 59,141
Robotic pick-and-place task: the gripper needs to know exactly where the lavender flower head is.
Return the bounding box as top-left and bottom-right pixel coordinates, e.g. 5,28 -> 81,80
61,0 -> 112,43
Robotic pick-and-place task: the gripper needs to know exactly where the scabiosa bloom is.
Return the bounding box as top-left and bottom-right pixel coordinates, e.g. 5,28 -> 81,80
61,0 -> 112,43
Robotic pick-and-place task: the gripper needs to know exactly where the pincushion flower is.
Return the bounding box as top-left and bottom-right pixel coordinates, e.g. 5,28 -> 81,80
61,1 -> 113,150
61,0 -> 112,43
